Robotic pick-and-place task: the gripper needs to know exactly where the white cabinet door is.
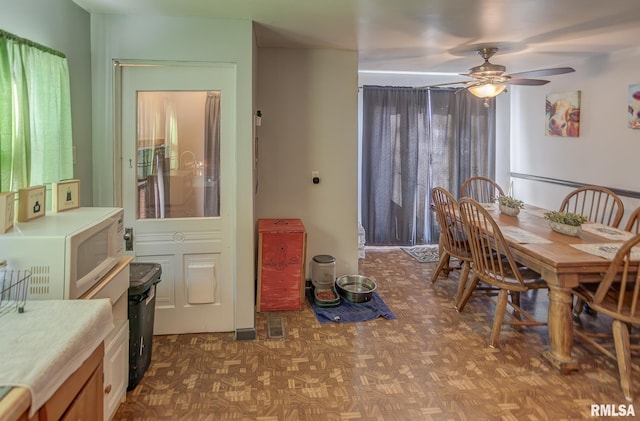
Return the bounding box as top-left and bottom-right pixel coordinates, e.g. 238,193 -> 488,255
104,320 -> 129,421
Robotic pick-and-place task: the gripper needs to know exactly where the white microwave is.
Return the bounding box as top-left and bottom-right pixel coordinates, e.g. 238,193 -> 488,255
0,207 -> 124,299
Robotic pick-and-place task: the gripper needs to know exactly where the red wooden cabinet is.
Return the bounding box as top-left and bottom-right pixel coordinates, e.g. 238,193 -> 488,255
257,219 -> 307,311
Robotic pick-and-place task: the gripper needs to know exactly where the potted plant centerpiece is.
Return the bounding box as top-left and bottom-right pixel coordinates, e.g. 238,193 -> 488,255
498,195 -> 524,216
543,211 -> 587,236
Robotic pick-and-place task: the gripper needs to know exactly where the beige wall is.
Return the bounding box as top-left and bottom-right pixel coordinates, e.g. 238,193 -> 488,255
256,48 -> 359,276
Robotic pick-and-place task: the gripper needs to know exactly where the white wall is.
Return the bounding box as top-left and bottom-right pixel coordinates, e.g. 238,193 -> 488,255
495,94 -> 511,192
256,48 -> 359,276
0,0 -> 93,206
510,47 -> 640,227
89,14 -> 256,333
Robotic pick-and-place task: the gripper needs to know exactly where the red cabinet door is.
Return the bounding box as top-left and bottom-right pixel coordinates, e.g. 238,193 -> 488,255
257,219 -> 307,311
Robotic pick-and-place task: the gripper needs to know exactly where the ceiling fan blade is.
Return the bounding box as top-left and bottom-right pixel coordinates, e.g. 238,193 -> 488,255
507,67 -> 575,79
506,78 -> 550,86
417,80 -> 471,88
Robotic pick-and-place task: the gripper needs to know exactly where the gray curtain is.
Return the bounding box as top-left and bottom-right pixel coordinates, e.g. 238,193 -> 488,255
361,86 -> 496,246
204,91 -> 221,217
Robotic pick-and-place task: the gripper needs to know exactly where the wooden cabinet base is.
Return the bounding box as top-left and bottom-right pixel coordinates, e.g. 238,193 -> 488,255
38,343 -> 105,421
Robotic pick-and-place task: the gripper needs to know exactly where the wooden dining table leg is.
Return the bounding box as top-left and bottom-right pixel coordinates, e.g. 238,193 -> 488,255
542,284 -> 580,373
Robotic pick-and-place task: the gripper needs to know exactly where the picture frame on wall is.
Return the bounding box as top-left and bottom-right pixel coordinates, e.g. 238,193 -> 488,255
52,179 -> 80,212
18,185 -> 46,222
628,83 -> 640,129
0,192 -> 15,233
545,91 -> 581,137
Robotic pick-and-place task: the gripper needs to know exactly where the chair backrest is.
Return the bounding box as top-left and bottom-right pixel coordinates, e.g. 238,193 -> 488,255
624,207 -> 640,234
559,185 -> 624,228
458,197 -> 527,291
592,234 -> 640,324
460,176 -> 505,203
431,187 -> 471,262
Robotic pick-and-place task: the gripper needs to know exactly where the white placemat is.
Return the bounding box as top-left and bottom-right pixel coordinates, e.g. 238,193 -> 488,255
0,299 -> 113,417
580,223 -> 635,241
571,243 -> 640,261
522,207 -> 552,219
481,203 -> 497,211
500,226 -> 553,244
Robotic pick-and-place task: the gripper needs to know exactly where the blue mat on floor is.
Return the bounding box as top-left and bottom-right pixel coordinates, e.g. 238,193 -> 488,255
306,289 -> 397,324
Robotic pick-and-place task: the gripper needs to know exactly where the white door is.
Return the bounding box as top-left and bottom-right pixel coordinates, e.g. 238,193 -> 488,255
120,62 -> 235,334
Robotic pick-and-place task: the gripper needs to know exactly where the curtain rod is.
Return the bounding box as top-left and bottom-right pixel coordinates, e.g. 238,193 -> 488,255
358,85 -> 457,91
0,29 -> 66,58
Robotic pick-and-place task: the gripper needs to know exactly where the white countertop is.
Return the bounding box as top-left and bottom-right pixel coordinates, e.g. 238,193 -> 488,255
0,299 -> 113,417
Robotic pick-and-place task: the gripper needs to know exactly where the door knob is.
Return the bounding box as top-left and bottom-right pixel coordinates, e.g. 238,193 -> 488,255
124,228 -> 133,251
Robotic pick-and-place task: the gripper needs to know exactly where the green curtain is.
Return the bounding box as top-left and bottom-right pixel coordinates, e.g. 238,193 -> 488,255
0,31 -> 73,192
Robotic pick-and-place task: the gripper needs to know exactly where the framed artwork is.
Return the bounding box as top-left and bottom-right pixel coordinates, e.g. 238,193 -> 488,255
0,192 -> 15,233
628,83 -> 640,129
17,185 -> 46,222
545,91 -> 581,137
52,179 -> 80,212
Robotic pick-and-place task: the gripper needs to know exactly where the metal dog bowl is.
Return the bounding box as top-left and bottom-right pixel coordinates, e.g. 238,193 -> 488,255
335,275 -> 377,303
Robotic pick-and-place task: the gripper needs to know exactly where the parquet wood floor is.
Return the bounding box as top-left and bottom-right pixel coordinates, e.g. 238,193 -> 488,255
113,248 -> 636,420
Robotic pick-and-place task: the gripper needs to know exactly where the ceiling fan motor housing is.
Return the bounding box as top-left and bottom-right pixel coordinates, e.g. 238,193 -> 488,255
469,62 -> 506,77
470,47 -> 505,77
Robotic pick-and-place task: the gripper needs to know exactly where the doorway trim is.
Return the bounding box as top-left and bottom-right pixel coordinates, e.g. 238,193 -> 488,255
113,59 -> 257,339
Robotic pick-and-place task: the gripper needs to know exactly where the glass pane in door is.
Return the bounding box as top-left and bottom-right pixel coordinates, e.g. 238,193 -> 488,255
136,91 -> 220,219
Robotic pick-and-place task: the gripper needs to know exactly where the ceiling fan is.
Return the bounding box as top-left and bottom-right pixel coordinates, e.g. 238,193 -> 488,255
427,47 -> 575,105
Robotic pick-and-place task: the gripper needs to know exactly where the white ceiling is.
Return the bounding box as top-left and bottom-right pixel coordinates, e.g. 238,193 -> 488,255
72,0 -> 640,80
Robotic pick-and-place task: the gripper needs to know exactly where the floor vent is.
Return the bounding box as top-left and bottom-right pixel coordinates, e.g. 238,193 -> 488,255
267,317 -> 285,339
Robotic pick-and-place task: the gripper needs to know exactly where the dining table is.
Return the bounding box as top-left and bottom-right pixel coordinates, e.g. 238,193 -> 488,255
478,203 -> 639,373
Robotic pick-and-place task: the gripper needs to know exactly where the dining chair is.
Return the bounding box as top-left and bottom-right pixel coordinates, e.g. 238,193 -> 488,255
430,187 -> 477,308
460,176 -> 505,203
457,197 -> 548,348
624,207 -> 640,234
572,234 -> 640,402
561,186 -> 624,317
559,185 -> 624,228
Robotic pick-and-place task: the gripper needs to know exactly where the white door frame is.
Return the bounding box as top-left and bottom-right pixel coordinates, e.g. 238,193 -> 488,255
114,60 -> 237,334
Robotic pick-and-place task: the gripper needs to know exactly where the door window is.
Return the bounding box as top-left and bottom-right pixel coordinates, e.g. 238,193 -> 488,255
136,91 -> 220,219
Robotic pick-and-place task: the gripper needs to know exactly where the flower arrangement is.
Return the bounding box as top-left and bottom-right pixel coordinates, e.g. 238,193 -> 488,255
498,195 -> 524,209
543,211 -> 587,227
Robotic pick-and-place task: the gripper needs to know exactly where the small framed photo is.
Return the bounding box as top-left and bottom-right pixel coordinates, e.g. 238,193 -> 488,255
18,185 -> 46,222
0,192 -> 15,233
52,179 -> 80,212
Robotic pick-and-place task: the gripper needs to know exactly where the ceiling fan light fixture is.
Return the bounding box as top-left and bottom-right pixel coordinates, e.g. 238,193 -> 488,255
468,83 -> 507,98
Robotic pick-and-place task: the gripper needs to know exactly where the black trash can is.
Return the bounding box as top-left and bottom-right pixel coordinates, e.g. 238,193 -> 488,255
127,262 -> 162,390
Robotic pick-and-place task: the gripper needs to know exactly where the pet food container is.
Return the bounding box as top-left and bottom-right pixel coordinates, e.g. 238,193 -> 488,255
311,254 -> 336,289
311,255 -> 339,307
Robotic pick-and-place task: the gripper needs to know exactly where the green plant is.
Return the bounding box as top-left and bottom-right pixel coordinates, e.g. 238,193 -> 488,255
498,195 -> 524,209
543,211 -> 587,226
